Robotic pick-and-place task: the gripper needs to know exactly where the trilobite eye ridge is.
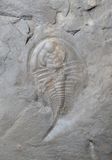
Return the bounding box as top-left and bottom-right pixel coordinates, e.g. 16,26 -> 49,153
37,49 -> 47,67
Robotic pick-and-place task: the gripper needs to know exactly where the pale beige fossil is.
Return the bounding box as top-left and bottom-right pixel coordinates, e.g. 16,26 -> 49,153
27,27 -> 87,141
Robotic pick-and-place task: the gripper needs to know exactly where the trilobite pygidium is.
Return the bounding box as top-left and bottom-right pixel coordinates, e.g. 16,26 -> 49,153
28,36 -> 85,139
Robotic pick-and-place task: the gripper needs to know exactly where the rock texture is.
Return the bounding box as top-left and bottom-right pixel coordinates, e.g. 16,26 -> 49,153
0,0 -> 112,160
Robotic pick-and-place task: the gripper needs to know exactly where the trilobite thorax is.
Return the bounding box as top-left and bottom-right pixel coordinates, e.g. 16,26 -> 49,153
27,30 -> 86,119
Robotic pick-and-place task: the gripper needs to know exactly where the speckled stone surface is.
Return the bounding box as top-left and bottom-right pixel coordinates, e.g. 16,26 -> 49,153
0,0 -> 112,159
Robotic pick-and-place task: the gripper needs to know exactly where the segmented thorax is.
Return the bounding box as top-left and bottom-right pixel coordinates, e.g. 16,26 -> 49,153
28,32 -> 86,117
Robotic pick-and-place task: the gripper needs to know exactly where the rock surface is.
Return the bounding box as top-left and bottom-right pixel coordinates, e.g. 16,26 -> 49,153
0,0 -> 112,160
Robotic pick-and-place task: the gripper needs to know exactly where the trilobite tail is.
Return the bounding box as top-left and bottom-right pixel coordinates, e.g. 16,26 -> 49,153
42,108 -> 60,141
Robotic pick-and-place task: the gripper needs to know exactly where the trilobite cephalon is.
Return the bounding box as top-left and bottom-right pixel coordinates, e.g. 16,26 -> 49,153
27,28 -> 86,139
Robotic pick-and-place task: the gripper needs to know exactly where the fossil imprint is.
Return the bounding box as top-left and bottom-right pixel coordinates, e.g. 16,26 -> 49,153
27,29 -> 86,139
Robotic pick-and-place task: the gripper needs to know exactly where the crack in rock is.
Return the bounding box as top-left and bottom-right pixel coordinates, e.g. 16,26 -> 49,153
66,29 -> 81,35
0,11 -> 33,20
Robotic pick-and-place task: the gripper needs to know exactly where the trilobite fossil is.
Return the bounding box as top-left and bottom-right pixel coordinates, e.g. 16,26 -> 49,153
27,28 -> 86,140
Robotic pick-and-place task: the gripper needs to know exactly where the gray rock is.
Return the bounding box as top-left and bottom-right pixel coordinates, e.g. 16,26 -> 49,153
0,0 -> 112,160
